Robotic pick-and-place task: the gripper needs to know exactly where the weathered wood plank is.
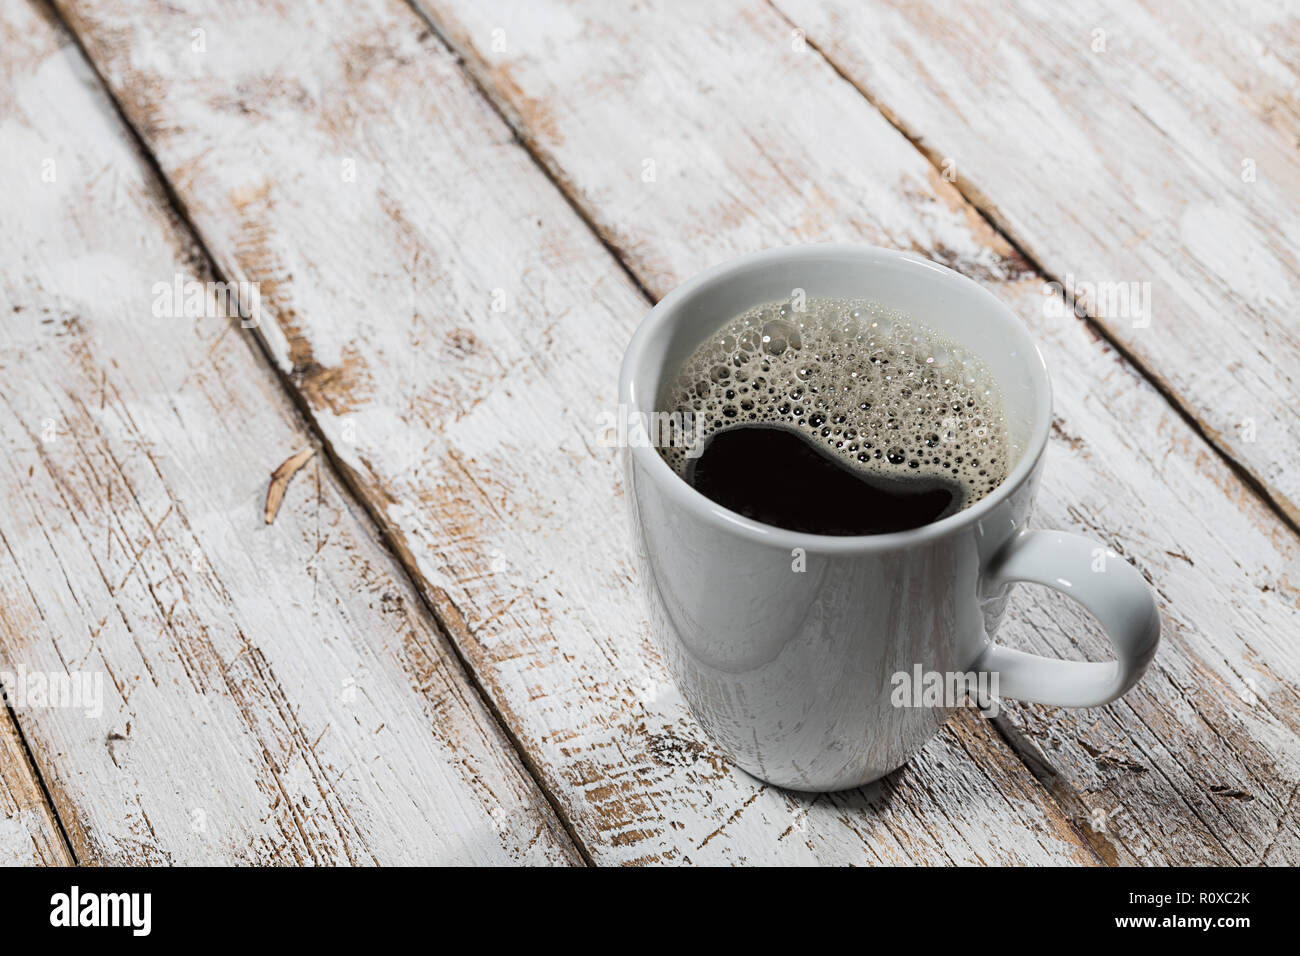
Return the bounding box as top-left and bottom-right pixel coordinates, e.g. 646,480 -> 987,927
395,0 -> 1300,864
57,0 -> 1106,862
773,0 -> 1300,530
0,709 -> 71,865
0,0 -> 579,865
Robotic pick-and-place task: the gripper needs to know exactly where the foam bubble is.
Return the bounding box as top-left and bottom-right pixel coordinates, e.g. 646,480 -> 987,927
656,297 -> 1011,511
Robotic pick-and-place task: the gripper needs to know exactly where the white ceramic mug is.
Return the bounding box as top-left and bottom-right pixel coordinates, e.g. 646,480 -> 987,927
620,245 -> 1160,791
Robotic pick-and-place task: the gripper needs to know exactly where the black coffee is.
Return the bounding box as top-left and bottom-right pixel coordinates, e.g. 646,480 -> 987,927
655,296 -> 1011,535
687,425 -> 960,535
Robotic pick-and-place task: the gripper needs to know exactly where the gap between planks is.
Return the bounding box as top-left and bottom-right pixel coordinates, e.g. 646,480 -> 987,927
404,0 -> 663,311
3,699 -> 77,864
35,0 -> 593,867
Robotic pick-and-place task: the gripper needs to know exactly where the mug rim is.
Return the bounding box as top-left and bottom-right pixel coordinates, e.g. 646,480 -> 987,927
618,244 -> 1053,552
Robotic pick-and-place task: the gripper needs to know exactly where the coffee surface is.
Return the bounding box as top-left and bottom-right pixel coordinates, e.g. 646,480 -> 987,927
655,296 -> 1011,534
688,425 -> 960,534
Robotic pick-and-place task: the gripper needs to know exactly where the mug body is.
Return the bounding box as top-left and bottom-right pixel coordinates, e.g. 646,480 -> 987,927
620,246 -> 1052,791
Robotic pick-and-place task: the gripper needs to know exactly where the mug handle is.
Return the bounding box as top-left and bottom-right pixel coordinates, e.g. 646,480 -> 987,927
975,530 -> 1161,708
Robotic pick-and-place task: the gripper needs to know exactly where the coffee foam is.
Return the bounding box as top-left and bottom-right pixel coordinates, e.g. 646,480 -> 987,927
656,297 -> 1011,511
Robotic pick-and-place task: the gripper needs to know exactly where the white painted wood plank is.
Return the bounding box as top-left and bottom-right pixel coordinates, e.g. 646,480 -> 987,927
395,0 -> 1300,864
56,0 -> 1105,863
0,0 -> 579,865
773,0 -> 1300,529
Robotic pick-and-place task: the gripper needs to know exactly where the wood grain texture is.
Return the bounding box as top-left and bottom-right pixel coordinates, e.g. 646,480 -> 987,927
0,0 -> 579,865
0,709 -> 71,865
772,0 -> 1300,529
54,0 -> 1109,863
398,0 -> 1300,864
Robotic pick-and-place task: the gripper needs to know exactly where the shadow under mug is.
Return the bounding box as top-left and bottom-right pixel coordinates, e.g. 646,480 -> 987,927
619,245 -> 1160,791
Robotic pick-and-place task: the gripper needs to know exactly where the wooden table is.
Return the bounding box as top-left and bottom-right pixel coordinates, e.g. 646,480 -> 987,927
2,0 -> 1297,866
